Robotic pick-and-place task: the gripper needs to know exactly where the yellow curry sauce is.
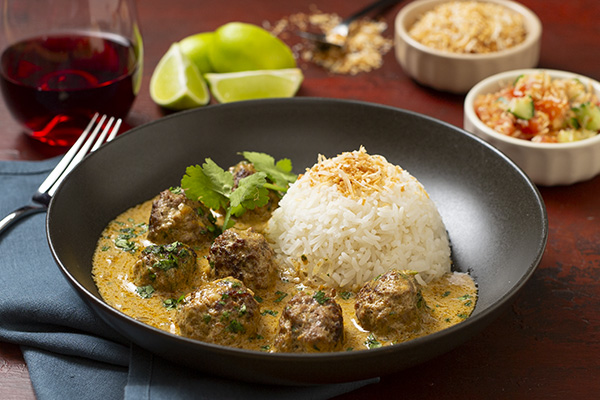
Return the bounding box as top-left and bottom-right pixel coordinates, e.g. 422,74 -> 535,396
92,197 -> 477,352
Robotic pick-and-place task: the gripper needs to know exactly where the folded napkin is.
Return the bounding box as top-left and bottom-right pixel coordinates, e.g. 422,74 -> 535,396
0,158 -> 378,400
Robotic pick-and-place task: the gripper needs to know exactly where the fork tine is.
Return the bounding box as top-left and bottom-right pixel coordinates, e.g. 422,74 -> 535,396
36,113 -> 101,195
107,118 -> 122,142
46,114 -> 121,198
91,116 -> 115,152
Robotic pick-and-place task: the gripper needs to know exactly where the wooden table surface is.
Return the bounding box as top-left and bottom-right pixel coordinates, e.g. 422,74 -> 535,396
1,0 -> 599,398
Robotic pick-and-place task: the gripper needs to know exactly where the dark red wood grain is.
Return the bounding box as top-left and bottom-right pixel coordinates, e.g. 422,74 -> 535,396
1,1 -> 599,398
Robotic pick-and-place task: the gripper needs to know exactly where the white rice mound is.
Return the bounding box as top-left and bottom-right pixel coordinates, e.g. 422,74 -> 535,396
266,147 -> 451,290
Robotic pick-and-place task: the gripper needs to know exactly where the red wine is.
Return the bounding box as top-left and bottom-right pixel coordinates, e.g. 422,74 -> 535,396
0,32 -> 141,146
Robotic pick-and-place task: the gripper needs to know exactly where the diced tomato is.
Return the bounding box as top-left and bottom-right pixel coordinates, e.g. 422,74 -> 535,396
535,98 -> 565,122
516,116 -> 543,139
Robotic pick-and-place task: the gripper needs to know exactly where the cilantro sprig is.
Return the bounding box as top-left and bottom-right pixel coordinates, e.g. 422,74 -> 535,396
181,152 -> 296,230
240,151 -> 296,191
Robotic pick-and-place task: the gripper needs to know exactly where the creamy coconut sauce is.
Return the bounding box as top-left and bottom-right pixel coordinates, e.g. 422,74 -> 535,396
93,197 -> 477,352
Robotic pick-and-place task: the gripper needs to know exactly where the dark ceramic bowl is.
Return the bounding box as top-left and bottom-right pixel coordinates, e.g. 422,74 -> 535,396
47,98 -> 547,384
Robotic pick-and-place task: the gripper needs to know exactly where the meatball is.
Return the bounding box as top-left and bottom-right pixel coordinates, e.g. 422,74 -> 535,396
274,290 -> 344,353
354,270 -> 426,337
230,161 -> 256,189
228,162 -> 280,226
132,241 -> 198,293
176,277 -> 261,346
208,227 -> 276,290
147,188 -> 216,248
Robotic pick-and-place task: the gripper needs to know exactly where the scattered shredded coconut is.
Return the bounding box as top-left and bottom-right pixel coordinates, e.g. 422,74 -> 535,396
408,1 -> 526,54
268,6 -> 393,75
306,146 -> 405,198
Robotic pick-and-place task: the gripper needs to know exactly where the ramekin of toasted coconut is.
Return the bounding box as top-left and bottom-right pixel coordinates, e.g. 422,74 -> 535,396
394,0 -> 542,93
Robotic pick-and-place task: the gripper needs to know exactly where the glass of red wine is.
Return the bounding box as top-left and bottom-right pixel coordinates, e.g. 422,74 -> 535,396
0,0 -> 143,146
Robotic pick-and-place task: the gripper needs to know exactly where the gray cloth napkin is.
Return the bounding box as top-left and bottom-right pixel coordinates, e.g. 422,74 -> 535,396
0,158 -> 378,400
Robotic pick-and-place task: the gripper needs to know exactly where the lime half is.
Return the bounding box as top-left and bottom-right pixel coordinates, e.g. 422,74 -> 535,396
150,43 -> 210,110
205,68 -> 303,103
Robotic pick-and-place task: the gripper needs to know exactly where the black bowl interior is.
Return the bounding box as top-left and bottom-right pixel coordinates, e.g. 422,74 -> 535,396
47,98 -> 547,384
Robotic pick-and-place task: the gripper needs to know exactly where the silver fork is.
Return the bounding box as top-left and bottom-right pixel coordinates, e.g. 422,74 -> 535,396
0,113 -> 121,236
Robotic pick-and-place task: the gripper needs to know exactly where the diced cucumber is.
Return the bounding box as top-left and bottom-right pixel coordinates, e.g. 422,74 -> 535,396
508,96 -> 534,120
573,102 -> 600,131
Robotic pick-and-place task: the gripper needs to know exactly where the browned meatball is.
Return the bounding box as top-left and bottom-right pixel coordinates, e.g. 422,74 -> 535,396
230,161 -> 256,189
175,278 -> 261,346
274,290 -> 344,353
228,162 -> 280,226
208,227 -> 276,290
147,188 -> 216,248
132,241 -> 198,293
355,270 -> 426,337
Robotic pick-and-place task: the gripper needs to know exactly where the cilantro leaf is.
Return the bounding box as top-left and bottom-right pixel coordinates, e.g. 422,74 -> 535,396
241,151 -> 297,190
181,162 -> 231,210
230,172 -> 269,211
202,158 -> 235,197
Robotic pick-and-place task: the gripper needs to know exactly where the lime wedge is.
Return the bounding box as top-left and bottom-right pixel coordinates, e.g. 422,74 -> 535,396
150,43 -> 210,110
205,68 -> 303,103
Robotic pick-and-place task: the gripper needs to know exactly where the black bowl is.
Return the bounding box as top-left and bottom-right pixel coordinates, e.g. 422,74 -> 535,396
47,98 -> 547,384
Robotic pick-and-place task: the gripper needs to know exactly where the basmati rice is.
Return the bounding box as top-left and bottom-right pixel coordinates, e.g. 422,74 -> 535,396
266,148 -> 451,290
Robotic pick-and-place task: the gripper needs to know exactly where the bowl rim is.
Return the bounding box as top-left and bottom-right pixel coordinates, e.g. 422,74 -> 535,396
464,68 -> 600,149
395,0 -> 542,60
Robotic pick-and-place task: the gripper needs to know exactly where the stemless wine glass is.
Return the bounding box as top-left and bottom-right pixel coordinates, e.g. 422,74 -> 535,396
0,0 -> 143,146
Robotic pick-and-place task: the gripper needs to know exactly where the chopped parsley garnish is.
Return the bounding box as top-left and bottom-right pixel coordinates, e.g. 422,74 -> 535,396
136,285 -> 155,299
340,291 -> 353,300
254,295 -> 263,303
115,237 -> 136,252
313,290 -> 330,305
153,258 -> 177,271
163,299 -> 177,310
112,219 -> 146,252
118,227 -> 137,239
416,291 -> 426,309
274,291 -> 288,303
442,291 -> 451,298
163,294 -> 185,310
221,311 -> 231,321
181,152 -> 296,230
261,309 -> 278,317
143,242 -> 191,271
457,294 -> 472,301
169,186 -> 184,195
365,334 -> 382,349
227,320 -> 245,334
238,304 -> 247,316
